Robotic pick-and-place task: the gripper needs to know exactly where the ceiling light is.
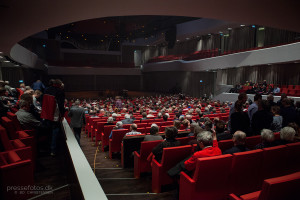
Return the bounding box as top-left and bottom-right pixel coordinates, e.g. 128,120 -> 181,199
186,38 -> 190,40
14,64 -> 19,66
177,40 -> 180,42
4,61 -> 10,62
252,25 -> 256,28
0,56 -> 3,58
258,27 -> 265,31
0,52 -> 3,54
240,24 -> 245,27
227,28 -> 232,30
208,34 -> 211,36
147,45 -> 149,46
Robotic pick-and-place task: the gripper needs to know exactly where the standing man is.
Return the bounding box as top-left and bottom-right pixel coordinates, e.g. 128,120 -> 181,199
68,100 -> 86,146
41,79 -> 65,156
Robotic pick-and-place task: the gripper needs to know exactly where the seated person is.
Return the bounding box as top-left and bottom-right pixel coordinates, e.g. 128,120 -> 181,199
181,119 -> 190,131
223,131 -> 250,154
216,120 -> 232,141
275,126 -> 296,145
168,130 -> 221,177
188,122 -> 199,136
124,124 -> 142,137
109,121 -> 125,139
121,114 -> 134,124
152,127 -> 180,163
140,112 -> 148,121
144,125 -> 163,141
163,113 -> 169,121
255,129 -> 276,149
0,87 -> 9,117
105,117 -> 114,125
15,99 -> 42,130
173,120 -> 181,130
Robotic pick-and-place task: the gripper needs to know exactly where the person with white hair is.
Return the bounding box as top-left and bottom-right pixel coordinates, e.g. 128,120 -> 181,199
121,114 -> 134,124
223,131 -> 250,154
168,130 -> 221,176
68,99 -> 86,146
156,112 -> 163,119
112,113 -> 118,121
124,124 -> 142,137
144,124 -> 163,141
276,126 -> 296,145
104,117 -> 114,125
109,121 -> 125,139
255,129 -> 276,149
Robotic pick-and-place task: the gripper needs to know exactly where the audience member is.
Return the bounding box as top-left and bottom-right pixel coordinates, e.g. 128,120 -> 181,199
105,117 -> 115,125
144,125 -> 163,141
276,126 -> 296,145
121,114 -> 134,124
270,106 -> 283,132
68,100 -> 86,146
152,127 -> 180,163
280,98 -> 297,127
251,100 -> 273,135
109,121 -> 125,139
16,99 -> 42,130
216,120 -> 232,141
223,131 -> 249,154
124,124 -> 142,137
230,100 -> 250,135
31,80 -> 45,92
248,94 -> 262,123
255,129 -> 276,149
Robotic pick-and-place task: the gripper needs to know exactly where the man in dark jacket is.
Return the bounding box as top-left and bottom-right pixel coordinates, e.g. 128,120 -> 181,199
280,98 -> 297,127
41,79 -> 65,156
251,100 -> 273,135
68,100 -> 86,146
223,131 -> 249,154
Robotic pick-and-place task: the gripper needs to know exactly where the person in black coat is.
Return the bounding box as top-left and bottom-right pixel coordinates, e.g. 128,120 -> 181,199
152,126 -> 180,163
280,98 -> 297,127
223,131 -> 249,154
230,100 -> 250,135
216,120 -> 232,141
251,100 -> 273,136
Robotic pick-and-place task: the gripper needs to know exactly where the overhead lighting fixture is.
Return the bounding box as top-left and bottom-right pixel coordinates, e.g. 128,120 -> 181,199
0,52 -> 3,54
208,34 -> 211,36
14,64 -> 19,66
252,25 -> 256,28
240,24 -> 245,27
219,31 -> 223,34
147,45 -> 149,46
0,56 -> 3,58
176,40 -> 180,42
258,27 -> 265,31
227,28 -> 232,30
4,61 -> 10,62
186,38 -> 190,40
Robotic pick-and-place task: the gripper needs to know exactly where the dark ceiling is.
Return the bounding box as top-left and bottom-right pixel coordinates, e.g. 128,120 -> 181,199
45,16 -> 199,42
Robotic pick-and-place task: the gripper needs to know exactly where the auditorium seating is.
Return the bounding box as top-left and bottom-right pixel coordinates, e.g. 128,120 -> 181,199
134,140 -> 163,178
218,139 -> 234,152
179,154 -> 233,200
229,171 -> 300,200
151,145 -> 193,193
285,142 -> 300,173
0,149 -> 34,200
245,135 -> 261,149
109,129 -> 129,159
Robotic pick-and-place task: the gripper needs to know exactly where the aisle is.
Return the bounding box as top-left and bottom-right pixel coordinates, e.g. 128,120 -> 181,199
80,132 -> 176,200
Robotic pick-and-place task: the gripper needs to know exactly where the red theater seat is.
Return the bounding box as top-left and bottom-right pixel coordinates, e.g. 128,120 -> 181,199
260,145 -> 288,185
286,142 -> 300,173
179,154 -> 233,200
101,125 -> 115,151
218,139 -> 234,152
229,149 -> 264,196
109,129 -> 128,159
151,145 -> 193,193
0,149 -> 34,200
176,136 -> 195,146
245,135 -> 261,149
134,140 -> 163,178
229,171 -> 300,200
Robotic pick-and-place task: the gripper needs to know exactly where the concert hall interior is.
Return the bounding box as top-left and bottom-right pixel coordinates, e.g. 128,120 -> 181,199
0,1 -> 300,200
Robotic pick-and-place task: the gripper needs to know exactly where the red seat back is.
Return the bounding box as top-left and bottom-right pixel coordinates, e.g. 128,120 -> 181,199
161,145 -> 193,170
1,117 -> 18,140
176,136 -> 194,146
182,154 -> 233,200
229,149 -> 264,196
286,142 -> 300,173
0,125 -> 14,150
246,135 -> 261,149
218,139 -> 234,152
110,129 -> 128,153
261,145 -> 288,183
102,125 -> 115,149
258,172 -> 300,200
6,112 -> 22,131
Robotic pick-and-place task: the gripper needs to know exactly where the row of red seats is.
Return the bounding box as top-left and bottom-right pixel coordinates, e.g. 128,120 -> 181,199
0,112 -> 36,200
147,140 -> 300,199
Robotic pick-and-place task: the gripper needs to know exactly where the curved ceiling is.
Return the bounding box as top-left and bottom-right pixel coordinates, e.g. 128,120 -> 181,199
0,0 -> 299,55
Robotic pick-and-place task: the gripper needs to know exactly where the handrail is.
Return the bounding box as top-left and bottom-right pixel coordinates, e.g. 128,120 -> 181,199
62,118 -> 107,200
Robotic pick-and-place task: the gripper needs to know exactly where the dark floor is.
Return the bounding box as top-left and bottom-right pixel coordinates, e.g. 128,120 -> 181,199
80,132 -> 177,200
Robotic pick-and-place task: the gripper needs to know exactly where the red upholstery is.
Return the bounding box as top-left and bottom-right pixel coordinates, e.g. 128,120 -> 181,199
151,145 -> 193,193
101,125 -> 115,151
1,116 -> 19,139
218,139 -> 234,152
94,121 -> 107,145
179,154 -> 233,200
88,117 -> 101,137
230,171 -> 300,200
229,149 -> 264,196
109,129 -> 128,159
91,118 -> 105,141
286,142 -> 300,173
0,149 -> 34,200
245,135 -> 261,149
260,145 -> 288,185
134,140 -> 163,178
176,136 -> 194,146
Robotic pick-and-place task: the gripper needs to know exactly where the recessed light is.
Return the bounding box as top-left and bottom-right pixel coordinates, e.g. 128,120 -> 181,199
240,24 -> 245,27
